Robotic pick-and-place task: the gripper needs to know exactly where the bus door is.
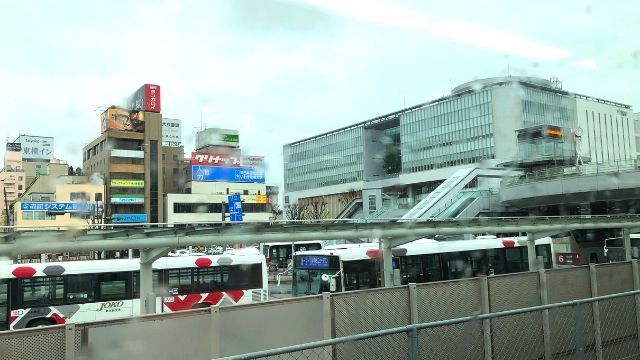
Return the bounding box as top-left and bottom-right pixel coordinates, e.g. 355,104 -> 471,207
0,280 -> 7,330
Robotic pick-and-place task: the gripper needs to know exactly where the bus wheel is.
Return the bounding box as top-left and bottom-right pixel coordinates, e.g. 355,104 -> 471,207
27,318 -> 55,328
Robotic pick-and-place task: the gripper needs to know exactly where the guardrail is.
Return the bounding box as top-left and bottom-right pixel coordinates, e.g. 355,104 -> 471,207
217,289 -> 640,360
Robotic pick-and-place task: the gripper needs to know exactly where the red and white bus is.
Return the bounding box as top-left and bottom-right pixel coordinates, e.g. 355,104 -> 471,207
292,236 -> 570,296
0,248 -> 267,330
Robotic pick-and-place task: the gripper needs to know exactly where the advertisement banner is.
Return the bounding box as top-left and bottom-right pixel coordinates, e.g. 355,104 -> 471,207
110,179 -> 145,187
101,108 -> 144,133
191,152 -> 240,166
126,84 -> 161,113
196,128 -> 240,149
242,194 -> 268,204
191,165 -> 265,183
111,195 -> 145,204
18,135 -> 54,160
21,202 -> 94,212
112,213 -> 148,223
6,143 -> 21,152
162,118 -> 182,147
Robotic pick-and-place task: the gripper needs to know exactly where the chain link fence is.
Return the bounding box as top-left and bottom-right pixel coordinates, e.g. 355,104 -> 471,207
217,290 -> 640,360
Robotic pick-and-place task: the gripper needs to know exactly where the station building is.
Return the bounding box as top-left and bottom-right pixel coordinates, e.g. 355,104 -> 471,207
283,76 -> 640,222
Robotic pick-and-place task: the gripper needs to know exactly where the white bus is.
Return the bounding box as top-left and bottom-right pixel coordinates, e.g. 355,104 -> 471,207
0,249 -> 267,330
260,241 -> 324,271
604,234 -> 640,262
292,237 -> 572,296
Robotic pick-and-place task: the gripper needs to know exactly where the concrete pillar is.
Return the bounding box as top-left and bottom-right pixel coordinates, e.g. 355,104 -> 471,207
382,240 -> 393,287
624,228 -> 632,261
527,232 -> 538,271
407,186 -> 416,206
139,247 -> 170,314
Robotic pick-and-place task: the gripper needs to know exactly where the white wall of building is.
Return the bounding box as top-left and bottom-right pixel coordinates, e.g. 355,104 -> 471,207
490,85 -> 525,161
575,98 -> 636,164
166,193 -> 271,224
189,181 -> 266,195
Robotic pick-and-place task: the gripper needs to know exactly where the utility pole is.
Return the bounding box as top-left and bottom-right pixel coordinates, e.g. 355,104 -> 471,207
221,201 -> 227,222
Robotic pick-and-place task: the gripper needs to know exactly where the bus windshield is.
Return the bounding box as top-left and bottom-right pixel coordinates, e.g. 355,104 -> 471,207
604,237 -> 640,262
292,255 -> 340,296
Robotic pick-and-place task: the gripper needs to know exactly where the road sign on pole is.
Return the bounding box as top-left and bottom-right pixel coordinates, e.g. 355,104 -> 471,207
228,194 -> 243,222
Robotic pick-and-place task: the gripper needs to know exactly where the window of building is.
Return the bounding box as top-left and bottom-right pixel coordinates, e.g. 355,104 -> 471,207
17,185 -> 22,190
70,192 -> 89,201
162,154 -> 166,161
173,154 -> 178,161
18,176 -> 23,181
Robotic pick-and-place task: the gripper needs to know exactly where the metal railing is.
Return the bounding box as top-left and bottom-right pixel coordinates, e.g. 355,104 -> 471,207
216,289 -> 640,360
503,158 -> 640,187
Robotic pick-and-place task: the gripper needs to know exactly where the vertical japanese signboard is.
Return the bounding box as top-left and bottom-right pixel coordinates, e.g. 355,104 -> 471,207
126,84 -> 161,113
162,118 -> 182,147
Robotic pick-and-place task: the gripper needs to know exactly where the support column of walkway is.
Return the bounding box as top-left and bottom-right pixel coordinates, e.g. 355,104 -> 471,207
139,247 -> 171,314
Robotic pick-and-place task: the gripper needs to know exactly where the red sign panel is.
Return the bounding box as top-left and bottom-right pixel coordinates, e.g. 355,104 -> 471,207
557,252 -> 580,266
191,152 -> 240,167
144,84 -> 161,113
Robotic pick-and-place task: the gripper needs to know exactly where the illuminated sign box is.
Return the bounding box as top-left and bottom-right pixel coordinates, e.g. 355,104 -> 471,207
20,202 -> 97,212
112,214 -> 147,223
111,195 -> 145,204
111,179 -> 145,187
191,165 -> 265,183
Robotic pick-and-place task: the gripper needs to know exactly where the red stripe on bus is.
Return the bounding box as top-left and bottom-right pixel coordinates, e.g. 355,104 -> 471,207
50,313 -> 66,325
502,240 -> 515,248
224,290 -> 245,303
12,266 -> 36,278
195,258 -> 213,267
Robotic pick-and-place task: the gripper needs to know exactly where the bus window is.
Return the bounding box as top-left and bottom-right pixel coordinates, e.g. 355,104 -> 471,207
20,277 -> 64,307
65,274 -> 95,303
0,280 -> 7,331
97,273 -> 129,301
400,256 -> 425,284
343,260 -> 377,291
295,243 -> 322,252
505,247 -> 528,273
485,249 -> 505,275
225,264 -> 262,290
194,267 -> 222,292
441,252 -> 474,280
167,269 -> 192,295
535,245 -> 552,269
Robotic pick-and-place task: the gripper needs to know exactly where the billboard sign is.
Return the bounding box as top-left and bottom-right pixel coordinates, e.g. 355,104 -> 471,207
191,152 -> 240,167
18,135 -> 54,160
126,84 -> 161,113
21,202 -> 95,212
111,195 -> 145,204
110,179 -> 144,187
227,194 -> 243,222
191,165 -> 265,183
241,156 -> 264,168
101,108 -> 144,133
196,128 -> 239,149
162,118 -> 182,147
112,213 -> 148,223
242,194 -> 268,204
6,143 -> 21,152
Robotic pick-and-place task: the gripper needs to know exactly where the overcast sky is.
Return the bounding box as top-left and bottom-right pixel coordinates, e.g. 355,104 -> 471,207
1,0 -> 638,190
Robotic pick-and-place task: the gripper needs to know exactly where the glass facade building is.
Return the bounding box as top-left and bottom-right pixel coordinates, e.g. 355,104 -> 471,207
401,89 -> 494,173
284,127 -> 364,192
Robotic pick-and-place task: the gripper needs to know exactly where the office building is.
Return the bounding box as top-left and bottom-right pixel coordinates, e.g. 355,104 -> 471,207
165,128 -> 271,224
284,76 -> 638,219
83,84 -> 165,224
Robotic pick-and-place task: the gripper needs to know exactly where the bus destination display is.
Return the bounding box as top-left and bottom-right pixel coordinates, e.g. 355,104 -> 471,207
299,256 -> 330,269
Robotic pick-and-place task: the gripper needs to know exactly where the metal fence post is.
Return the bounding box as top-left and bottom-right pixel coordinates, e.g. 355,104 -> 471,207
538,269 -> 553,360
409,283 -> 418,324
479,276 -> 493,360
632,260 -> 640,352
590,264 -> 604,360
322,292 -> 333,360
65,323 -> 76,360
573,303 -> 587,360
409,326 -> 418,360
210,306 -> 221,359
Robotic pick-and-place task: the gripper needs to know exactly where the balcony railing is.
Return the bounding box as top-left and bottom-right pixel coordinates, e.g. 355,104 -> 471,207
503,158 -> 640,187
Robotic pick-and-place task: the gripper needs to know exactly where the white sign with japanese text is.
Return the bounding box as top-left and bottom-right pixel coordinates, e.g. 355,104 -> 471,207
18,135 -> 54,160
162,118 -> 182,147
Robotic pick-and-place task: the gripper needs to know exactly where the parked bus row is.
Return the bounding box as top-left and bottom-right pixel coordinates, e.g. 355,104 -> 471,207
291,236 -> 577,296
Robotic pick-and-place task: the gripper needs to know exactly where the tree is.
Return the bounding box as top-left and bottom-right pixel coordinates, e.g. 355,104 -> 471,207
68,166 -> 74,176
284,203 -> 306,221
382,148 -> 401,174
268,197 -> 283,220
304,196 -> 329,221
338,189 -> 361,206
